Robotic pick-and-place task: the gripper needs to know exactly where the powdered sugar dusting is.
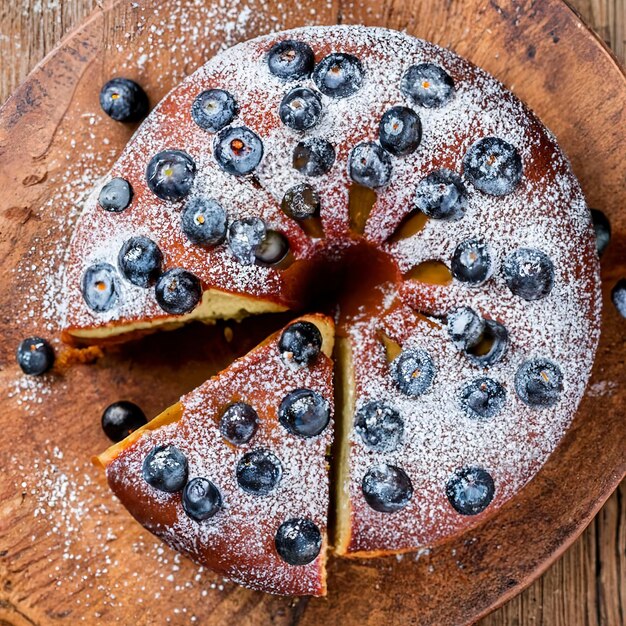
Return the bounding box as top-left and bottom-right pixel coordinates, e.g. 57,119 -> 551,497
106,322 -> 334,596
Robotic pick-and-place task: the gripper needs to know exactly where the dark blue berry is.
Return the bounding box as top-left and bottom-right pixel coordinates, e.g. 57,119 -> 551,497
98,178 -> 132,213
463,137 -> 522,196
101,400 -> 148,442
465,319 -> 508,367
278,388 -> 330,438
267,40 -> 315,80
142,444 -> 188,492
515,358 -> 563,407
446,466 -> 495,515
99,78 -> 148,122
279,87 -> 323,131
293,138 -> 335,177
219,402 -> 259,446
391,348 -> 436,397
447,306 -> 485,351
415,169 -> 467,220
155,268 -> 202,315
255,231 -> 290,266
275,518 -> 322,565
362,464 -> 413,513
379,106 -> 422,156
236,448 -> 282,495
82,263 -> 119,312
348,142 -> 392,189
181,197 -> 227,246
227,217 -> 267,265
191,89 -> 237,132
612,279 -> 626,317
279,321 -> 322,367
118,236 -> 163,287
146,150 -> 196,201
591,209 -> 611,257
460,378 -> 506,420
451,239 -> 493,286
214,126 -> 264,176
401,63 -> 454,108
313,53 -> 363,98
354,401 -> 404,452
101,401 -> 147,442
16,337 -> 54,376
182,477 -> 222,521
281,184 -> 320,220
503,248 -> 554,300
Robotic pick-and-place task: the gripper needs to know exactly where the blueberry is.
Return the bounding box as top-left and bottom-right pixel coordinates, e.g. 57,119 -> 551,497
142,444 -> 188,492
401,63 -> 455,108
182,477 -> 222,521
391,348 -> 436,397
155,268 -> 202,314
98,178 -> 133,213
227,217 -> 267,265
313,53 -> 363,98
118,236 -> 163,287
463,137 -> 522,196
612,279 -> 626,317
146,150 -> 196,201
99,78 -> 149,122
267,40 -> 315,80
82,263 -> 119,312
515,358 -> 563,407
293,138 -> 335,177
279,87 -> 323,131
278,388 -> 330,437
460,378 -> 506,420
101,401 -> 147,442
348,142 -> 392,189
278,321 -> 322,367
415,169 -> 468,220
255,231 -> 290,266
214,126 -> 264,176
362,464 -> 413,513
16,337 -> 54,376
219,402 -> 259,446
465,319 -> 508,367
354,401 -> 404,452
379,106 -> 422,156
181,197 -> 227,246
590,209 -> 611,257
275,518 -> 322,565
191,89 -> 237,132
447,306 -> 485,351
503,248 -> 554,301
451,238 -> 493,286
281,183 -> 320,220
446,466 -> 495,515
236,448 -> 282,495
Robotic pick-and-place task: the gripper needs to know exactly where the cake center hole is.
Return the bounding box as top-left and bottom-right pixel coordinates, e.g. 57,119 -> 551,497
301,240 -> 400,326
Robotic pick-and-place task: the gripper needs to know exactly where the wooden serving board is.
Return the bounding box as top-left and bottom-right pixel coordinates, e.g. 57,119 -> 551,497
0,1 -> 624,624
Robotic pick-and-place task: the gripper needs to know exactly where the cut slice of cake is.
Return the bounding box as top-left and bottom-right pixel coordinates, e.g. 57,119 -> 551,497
95,314 -> 335,596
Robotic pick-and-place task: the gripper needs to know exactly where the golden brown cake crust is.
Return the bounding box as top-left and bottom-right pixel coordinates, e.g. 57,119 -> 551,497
81,25 -> 600,579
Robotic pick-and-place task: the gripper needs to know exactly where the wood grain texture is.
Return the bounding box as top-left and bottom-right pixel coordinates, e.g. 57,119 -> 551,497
0,1 -> 624,625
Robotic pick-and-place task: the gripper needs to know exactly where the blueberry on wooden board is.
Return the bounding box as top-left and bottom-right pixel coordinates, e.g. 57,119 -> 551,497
16,337 -> 54,376
99,78 -> 148,122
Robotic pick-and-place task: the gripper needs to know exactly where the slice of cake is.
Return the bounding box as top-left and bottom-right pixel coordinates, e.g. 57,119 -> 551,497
96,314 -> 334,596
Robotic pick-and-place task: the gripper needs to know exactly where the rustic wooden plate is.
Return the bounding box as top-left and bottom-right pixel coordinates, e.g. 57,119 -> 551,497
0,0 -> 624,624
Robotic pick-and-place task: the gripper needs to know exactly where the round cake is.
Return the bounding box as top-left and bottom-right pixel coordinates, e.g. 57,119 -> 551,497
65,25 -> 601,594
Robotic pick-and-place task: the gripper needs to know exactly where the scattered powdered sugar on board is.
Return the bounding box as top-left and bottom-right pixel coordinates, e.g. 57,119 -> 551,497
11,444 -> 231,622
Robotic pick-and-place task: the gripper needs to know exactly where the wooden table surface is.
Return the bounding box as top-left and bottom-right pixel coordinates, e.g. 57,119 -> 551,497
0,1 -> 623,624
